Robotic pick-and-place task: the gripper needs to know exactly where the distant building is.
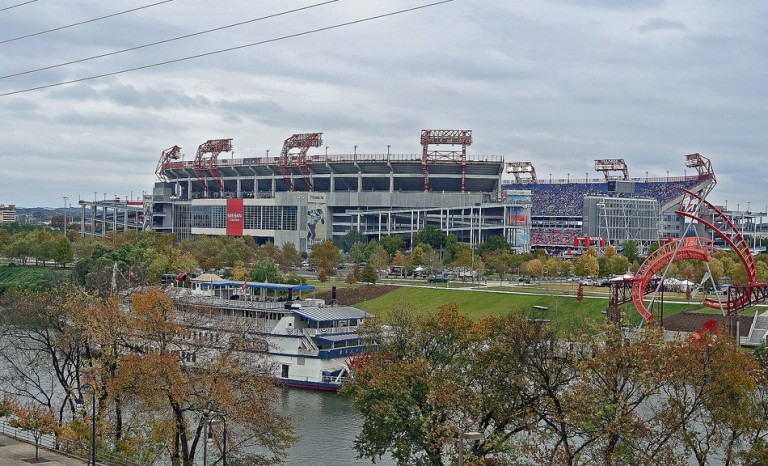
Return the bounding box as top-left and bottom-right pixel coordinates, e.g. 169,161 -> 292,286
0,204 -> 16,223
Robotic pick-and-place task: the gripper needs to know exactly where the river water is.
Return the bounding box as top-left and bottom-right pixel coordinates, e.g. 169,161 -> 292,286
279,388 -> 394,466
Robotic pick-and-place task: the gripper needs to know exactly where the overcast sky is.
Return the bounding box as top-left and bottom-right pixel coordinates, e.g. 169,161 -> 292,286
1,0 -> 765,210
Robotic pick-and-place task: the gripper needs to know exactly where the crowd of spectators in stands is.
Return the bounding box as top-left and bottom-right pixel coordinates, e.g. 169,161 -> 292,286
504,177 -> 707,246
503,179 -> 704,217
530,227 -> 579,246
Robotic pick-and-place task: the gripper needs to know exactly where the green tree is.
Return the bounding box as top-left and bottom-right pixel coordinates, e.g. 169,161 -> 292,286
250,259 -> 284,283
412,225 -> 447,250
339,229 -> 366,253
52,235 -> 74,266
646,241 -> 660,258
367,245 -> 390,277
348,241 -> 367,264
444,234 -> 459,262
379,235 -> 405,259
477,234 -> 510,256
621,240 -> 640,264
361,263 -> 377,285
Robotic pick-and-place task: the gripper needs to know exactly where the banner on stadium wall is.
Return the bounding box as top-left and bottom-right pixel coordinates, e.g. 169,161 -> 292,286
226,198 -> 244,236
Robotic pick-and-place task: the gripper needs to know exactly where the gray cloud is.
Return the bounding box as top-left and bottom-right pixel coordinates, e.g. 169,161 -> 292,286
637,17 -> 688,33
0,0 -> 765,209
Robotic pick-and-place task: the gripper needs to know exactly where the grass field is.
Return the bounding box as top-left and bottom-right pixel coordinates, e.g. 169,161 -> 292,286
0,264 -> 71,292
350,284 -> 704,329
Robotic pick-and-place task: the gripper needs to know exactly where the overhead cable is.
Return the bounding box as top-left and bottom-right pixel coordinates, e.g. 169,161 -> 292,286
0,0 -> 454,98
1,0 -> 175,45
0,0 -> 37,13
0,0 -> 339,80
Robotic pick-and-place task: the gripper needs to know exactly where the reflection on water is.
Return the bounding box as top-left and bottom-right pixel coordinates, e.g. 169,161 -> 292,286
280,388 -> 393,466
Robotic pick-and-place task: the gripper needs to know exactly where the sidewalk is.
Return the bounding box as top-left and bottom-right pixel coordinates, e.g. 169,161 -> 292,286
0,433 -> 87,466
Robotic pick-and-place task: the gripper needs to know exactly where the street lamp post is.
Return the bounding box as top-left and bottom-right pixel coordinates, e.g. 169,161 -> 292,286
62,196 -> 68,236
76,384 -> 97,466
207,412 -> 227,466
458,431 -> 483,466
170,196 -> 177,234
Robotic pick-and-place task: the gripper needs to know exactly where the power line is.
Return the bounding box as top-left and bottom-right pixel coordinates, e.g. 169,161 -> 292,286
1,0 -> 175,45
0,0 -> 454,98
0,0 -> 339,80
0,0 -> 37,13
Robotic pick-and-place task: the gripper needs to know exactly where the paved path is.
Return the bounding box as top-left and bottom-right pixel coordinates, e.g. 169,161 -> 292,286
0,434 -> 87,466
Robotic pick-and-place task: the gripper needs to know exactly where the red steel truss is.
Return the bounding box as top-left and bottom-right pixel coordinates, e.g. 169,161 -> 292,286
505,161 -> 537,183
278,133 -> 323,191
156,145 -> 181,181
192,139 -> 232,195
594,159 -> 629,182
420,129 -> 472,192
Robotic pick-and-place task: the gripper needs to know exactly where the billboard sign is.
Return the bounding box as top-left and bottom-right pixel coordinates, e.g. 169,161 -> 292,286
226,198 -> 244,236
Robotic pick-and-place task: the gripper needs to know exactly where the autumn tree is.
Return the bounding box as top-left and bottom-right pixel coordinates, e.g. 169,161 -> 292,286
523,258 -> 544,279
486,249 -> 513,281
10,403 -> 58,462
345,305 -> 568,465
279,242 -> 303,270
664,335 -> 764,465
574,252 -> 599,278
113,288 -> 296,465
309,240 -> 342,280
366,244 -> 390,277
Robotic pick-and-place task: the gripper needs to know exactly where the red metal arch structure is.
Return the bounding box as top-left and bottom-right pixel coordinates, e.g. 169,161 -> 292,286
630,236 -> 716,321
627,188 -> 768,322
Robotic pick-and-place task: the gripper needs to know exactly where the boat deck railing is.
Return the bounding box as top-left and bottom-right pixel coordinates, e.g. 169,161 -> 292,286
176,295 -> 291,311
303,325 -> 360,336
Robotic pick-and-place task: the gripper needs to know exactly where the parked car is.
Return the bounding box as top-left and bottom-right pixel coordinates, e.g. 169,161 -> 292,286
428,276 -> 448,283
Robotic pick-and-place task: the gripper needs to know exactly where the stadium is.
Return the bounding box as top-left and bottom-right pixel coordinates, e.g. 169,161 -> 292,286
77,130 -> 716,255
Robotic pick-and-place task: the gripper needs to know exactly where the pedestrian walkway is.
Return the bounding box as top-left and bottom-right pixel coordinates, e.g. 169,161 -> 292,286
0,433 -> 87,466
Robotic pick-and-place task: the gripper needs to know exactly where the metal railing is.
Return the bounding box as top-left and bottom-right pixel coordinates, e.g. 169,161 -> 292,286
0,419 -> 145,466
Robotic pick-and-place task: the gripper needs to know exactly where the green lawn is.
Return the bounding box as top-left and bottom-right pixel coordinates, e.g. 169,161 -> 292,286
351,285 -> 704,330
0,264 -> 71,292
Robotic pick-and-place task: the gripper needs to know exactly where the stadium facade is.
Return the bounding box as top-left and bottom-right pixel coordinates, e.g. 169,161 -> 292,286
77,131 -> 716,256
